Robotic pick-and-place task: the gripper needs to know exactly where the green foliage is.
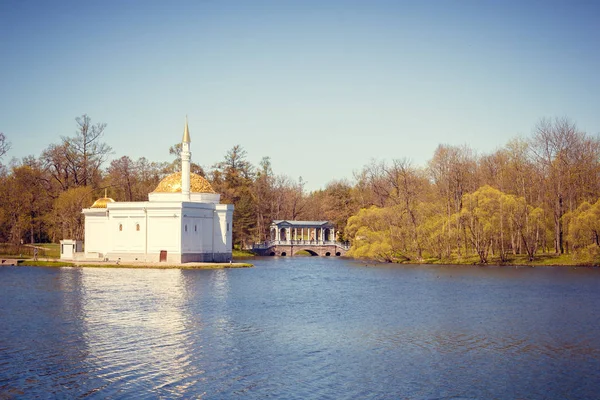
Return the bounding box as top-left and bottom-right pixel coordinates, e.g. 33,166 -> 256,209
46,187 -> 93,241
18,260 -> 72,267
345,182 -> 598,265
566,199 -> 600,249
346,206 -> 415,262
293,250 -> 313,256
232,248 -> 255,258
211,145 -> 257,248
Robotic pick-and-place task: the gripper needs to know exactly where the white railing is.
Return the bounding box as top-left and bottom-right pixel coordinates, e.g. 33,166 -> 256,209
252,240 -> 350,250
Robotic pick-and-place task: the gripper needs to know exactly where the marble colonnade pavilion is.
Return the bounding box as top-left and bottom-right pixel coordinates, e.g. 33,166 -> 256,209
271,220 -> 336,243
252,220 -> 349,256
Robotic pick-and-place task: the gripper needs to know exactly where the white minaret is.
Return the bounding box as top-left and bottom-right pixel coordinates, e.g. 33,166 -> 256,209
181,116 -> 191,201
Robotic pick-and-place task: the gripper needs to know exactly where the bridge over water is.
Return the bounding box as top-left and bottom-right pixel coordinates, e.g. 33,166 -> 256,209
252,240 -> 350,257
252,220 -> 350,256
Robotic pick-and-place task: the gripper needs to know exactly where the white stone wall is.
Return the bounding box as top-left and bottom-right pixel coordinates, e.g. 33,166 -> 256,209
111,207 -> 147,254
181,203 -> 216,254
148,192 -> 220,204
82,208 -> 109,258
213,204 -> 234,255
147,214 -> 181,256
83,196 -> 234,263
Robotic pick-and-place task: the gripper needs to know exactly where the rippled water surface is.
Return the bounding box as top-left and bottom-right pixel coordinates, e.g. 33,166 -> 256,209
2,258 -> 600,398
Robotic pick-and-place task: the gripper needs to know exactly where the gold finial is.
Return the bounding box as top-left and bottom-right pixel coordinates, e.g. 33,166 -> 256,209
182,115 -> 191,143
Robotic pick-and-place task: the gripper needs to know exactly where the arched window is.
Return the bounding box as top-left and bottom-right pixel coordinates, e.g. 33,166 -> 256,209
194,225 -> 197,232
119,224 -> 122,231
136,223 -> 140,231
185,225 -> 188,232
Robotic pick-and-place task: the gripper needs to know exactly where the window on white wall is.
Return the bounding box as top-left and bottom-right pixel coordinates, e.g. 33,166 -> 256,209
136,223 -> 140,231
185,225 -> 188,232
119,224 -> 122,231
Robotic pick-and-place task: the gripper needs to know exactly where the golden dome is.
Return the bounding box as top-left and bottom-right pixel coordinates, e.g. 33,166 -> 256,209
153,171 -> 216,193
90,197 -> 115,208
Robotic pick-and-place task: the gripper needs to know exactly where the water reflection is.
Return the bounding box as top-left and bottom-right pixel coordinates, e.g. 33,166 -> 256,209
78,268 -> 201,396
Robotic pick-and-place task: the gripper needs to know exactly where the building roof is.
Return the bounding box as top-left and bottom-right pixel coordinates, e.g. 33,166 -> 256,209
90,188 -> 115,208
272,220 -> 332,227
90,197 -> 115,208
153,171 -> 215,193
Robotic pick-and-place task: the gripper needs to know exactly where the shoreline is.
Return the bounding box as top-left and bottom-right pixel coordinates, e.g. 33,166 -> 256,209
10,259 -> 253,269
353,258 -> 599,268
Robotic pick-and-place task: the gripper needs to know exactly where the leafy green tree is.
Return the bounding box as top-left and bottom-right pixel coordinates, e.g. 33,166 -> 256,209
460,185 -> 504,263
0,160 -> 52,244
346,205 -> 420,262
211,145 -> 256,247
566,199 -> 600,249
46,187 -> 93,241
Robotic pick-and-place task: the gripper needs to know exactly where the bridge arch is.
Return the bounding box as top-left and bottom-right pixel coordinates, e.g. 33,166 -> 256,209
294,249 -> 318,256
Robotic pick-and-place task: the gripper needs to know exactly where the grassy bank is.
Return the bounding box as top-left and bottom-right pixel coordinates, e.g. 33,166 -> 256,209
17,260 -> 72,267
232,248 -> 256,258
374,252 -> 600,267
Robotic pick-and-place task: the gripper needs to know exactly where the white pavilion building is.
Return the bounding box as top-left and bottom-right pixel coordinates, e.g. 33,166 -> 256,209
81,119 -> 234,263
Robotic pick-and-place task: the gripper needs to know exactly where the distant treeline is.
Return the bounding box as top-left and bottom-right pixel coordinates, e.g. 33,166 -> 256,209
0,116 -> 599,263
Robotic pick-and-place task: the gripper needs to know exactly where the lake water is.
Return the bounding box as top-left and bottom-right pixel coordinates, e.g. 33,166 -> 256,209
1,258 -> 600,399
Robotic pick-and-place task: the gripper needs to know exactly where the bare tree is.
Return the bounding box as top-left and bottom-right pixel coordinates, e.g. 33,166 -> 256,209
428,144 -> 478,257
108,156 -> 135,201
384,158 -> 429,259
0,132 -> 11,160
62,114 -> 112,187
40,142 -> 74,192
529,117 -> 600,254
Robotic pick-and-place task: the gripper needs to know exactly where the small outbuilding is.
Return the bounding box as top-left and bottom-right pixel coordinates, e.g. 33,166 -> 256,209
60,239 -> 82,260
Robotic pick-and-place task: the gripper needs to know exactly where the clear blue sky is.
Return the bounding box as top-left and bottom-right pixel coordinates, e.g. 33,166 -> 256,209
1,0 -> 599,191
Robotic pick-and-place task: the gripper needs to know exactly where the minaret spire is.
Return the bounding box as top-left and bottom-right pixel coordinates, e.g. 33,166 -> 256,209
183,115 -> 191,143
181,116 -> 191,201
